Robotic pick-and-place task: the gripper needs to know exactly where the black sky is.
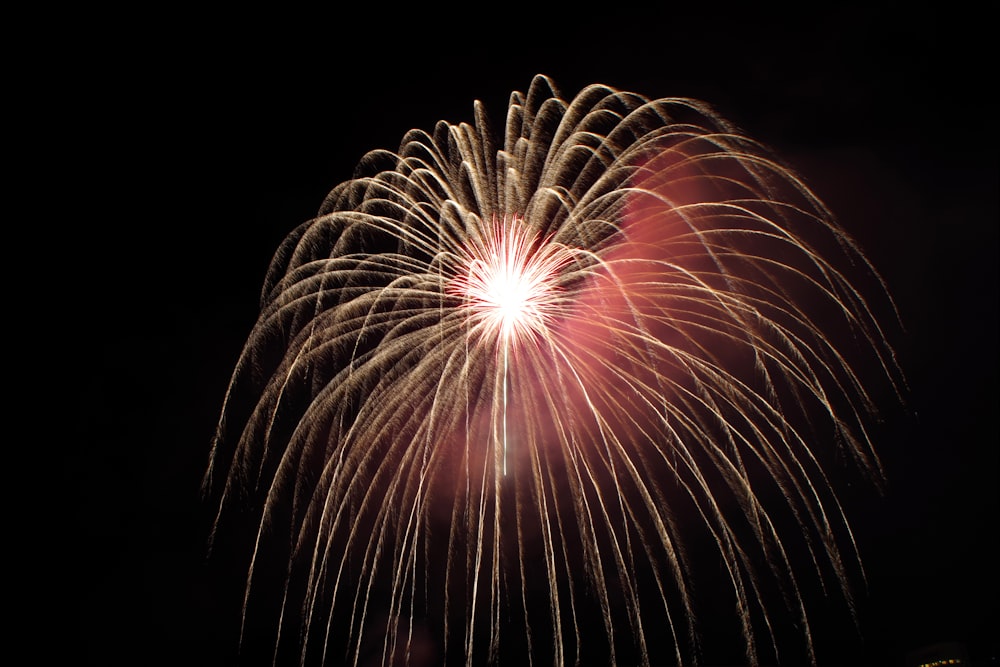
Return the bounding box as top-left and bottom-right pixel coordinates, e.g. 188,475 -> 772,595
66,5 -> 997,666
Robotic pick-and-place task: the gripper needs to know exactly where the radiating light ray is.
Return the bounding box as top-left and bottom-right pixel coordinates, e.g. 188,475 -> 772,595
204,74 -> 904,666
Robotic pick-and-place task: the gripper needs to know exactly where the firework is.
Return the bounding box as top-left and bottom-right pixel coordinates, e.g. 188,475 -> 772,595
204,74 -> 903,666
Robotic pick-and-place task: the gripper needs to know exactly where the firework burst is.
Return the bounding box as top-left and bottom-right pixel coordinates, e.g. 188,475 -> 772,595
204,74 -> 904,666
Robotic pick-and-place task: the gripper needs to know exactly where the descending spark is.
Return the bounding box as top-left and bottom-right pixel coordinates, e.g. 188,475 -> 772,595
203,74 -> 904,666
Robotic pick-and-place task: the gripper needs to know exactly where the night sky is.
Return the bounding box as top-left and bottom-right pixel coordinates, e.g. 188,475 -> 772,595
67,5 -> 996,666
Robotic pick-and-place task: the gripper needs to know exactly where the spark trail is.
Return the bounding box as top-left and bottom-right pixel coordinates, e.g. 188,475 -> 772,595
203,74 -> 904,666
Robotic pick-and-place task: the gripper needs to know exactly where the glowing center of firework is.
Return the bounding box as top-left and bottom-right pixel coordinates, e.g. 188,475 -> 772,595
448,217 -> 573,477
475,264 -> 538,337
453,218 -> 570,344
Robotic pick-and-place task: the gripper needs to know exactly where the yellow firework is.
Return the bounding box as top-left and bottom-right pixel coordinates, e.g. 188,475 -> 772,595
204,74 -> 904,666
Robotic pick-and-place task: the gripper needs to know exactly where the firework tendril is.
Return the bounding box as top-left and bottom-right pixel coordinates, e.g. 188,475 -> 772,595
204,74 -> 904,666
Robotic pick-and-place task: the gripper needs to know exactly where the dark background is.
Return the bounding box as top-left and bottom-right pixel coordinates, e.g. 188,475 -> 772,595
62,4 -> 996,666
